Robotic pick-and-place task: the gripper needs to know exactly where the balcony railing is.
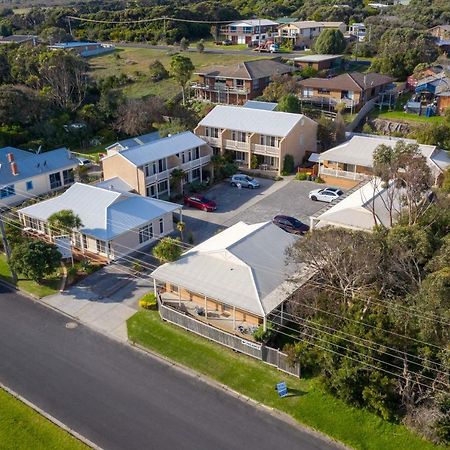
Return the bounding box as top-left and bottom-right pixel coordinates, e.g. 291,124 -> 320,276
252,143 -> 280,156
319,167 -> 370,181
200,135 -> 221,146
191,82 -> 249,95
224,140 -> 250,151
181,154 -> 211,170
145,169 -> 169,184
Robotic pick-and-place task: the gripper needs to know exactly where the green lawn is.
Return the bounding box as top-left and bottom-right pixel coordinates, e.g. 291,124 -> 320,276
128,310 -> 444,450
0,388 -> 87,450
0,253 -> 60,298
371,109 -> 446,124
89,46 -> 270,99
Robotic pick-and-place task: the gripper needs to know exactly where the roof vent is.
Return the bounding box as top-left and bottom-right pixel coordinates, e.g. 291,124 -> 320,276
6,152 -> 14,163
11,162 -> 19,176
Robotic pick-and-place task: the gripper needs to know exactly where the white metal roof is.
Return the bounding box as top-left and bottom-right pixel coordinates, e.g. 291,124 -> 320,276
228,19 -> 279,27
319,135 -> 441,170
315,179 -> 401,231
199,105 -> 315,137
18,183 -> 180,241
152,222 -> 302,317
243,100 -> 278,111
290,54 -> 342,62
109,132 -> 206,167
94,177 -> 133,193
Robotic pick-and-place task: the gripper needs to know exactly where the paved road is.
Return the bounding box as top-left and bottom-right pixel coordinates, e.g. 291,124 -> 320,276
0,285 -> 339,450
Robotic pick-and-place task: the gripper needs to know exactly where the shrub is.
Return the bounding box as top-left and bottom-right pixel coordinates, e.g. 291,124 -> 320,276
250,154 -> 258,169
188,180 -> 208,193
252,323 -> 273,343
281,154 -> 294,175
139,292 -> 157,309
295,172 -> 308,181
133,261 -> 143,273
149,60 -> 169,82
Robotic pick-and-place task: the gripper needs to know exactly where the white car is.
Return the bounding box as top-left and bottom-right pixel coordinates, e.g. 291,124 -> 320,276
309,187 -> 344,203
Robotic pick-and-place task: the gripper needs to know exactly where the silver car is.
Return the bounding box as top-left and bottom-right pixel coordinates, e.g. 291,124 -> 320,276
230,174 -> 260,189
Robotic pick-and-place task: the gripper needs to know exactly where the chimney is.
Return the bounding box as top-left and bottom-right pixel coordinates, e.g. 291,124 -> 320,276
11,162 -> 19,176
7,152 -> 14,163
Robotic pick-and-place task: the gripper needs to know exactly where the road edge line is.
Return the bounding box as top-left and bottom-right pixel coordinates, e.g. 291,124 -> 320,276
0,382 -> 102,450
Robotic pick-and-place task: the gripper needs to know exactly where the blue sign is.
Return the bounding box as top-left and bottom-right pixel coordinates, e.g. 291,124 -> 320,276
276,382 -> 288,398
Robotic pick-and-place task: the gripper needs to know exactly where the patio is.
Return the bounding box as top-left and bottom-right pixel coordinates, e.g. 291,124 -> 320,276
160,291 -> 259,340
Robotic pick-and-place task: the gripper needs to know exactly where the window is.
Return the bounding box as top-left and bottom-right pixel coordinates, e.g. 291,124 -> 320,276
192,168 -> 200,180
194,147 -> 200,160
146,184 -> 157,198
187,150 -> 192,162
170,284 -> 179,293
63,169 -> 74,185
49,172 -> 62,189
235,79 -> 244,88
144,162 -> 157,177
26,181 -> 33,191
82,235 -> 87,250
318,88 -> 330,95
253,79 -> 260,90
96,239 -> 106,254
158,158 -> 167,172
343,164 -> 356,173
159,218 -> 164,234
139,223 -> 153,244
303,88 -> 313,97
158,180 -> 168,194
0,184 -> 15,199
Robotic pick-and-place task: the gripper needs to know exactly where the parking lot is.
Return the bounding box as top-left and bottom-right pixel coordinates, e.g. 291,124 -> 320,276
182,177 -> 328,243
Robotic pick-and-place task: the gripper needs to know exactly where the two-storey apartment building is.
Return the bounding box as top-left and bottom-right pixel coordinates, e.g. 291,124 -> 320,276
277,21 -> 346,49
191,59 -> 294,105
101,132 -> 212,199
220,19 -> 279,45
194,106 -> 317,175
0,146 -> 78,207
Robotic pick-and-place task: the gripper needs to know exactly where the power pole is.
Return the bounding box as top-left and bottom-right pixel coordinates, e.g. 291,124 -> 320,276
0,212 -> 17,284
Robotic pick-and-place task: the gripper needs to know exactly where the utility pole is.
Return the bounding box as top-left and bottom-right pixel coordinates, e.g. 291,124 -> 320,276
0,212 -> 17,284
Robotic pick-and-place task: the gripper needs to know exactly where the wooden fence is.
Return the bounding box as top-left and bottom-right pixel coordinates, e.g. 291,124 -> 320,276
158,301 -> 301,377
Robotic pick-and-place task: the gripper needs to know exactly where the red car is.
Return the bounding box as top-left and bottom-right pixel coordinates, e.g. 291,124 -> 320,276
183,195 -> 217,212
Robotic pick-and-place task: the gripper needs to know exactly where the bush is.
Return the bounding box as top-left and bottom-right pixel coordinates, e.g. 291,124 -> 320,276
188,180 -> 208,193
252,323 -> 273,343
281,154 -> 294,175
250,154 -> 258,169
295,172 -> 308,181
149,60 -> 169,82
139,292 -> 157,309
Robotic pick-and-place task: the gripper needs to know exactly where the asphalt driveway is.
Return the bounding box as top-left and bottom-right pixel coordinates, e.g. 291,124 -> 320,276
182,177 -> 327,243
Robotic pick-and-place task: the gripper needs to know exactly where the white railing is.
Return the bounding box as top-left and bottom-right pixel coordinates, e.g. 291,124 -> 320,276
191,82 -> 249,95
224,140 -> 250,151
181,154 -> 211,170
200,136 -> 221,146
145,169 -> 169,184
319,167 -> 370,181
252,143 -> 280,156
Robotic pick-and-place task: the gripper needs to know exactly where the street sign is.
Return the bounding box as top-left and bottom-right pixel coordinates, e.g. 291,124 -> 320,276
276,382 -> 288,398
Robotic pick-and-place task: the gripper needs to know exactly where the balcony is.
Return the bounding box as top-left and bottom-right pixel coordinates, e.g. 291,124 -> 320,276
181,154 -> 211,171
191,82 -> 249,95
319,167 -> 370,181
223,140 -> 250,151
252,143 -> 280,157
145,169 -> 169,184
200,135 -> 221,146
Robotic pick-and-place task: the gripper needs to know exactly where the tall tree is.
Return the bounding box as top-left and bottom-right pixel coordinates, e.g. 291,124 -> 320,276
314,29 -> 346,54
169,54 -> 194,105
152,237 -> 183,263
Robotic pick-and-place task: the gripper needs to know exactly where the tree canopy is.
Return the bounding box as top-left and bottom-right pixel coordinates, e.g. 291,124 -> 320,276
314,29 -> 346,55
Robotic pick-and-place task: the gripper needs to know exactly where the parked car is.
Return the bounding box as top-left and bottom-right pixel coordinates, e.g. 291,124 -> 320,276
309,187 -> 344,203
76,157 -> 93,166
230,174 -> 260,189
272,215 -> 309,235
183,195 -> 217,212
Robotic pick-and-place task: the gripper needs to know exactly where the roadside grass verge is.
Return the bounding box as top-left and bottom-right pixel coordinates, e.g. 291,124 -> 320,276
0,253 -> 60,298
0,388 -> 87,450
128,310 -> 444,450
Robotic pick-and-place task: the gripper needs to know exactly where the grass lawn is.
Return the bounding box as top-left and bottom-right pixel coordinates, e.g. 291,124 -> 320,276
128,310 -> 444,450
371,109 -> 446,124
0,388 -> 87,450
0,253 -> 60,298
89,46 -> 270,99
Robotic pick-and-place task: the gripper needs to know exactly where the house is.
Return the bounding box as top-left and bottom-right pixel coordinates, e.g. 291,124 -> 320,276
348,23 -> 366,42
277,21 -> 346,49
0,147 -> 78,207
428,25 -> 450,40
191,59 -> 294,105
105,131 -> 161,154
406,72 -> 450,116
0,34 -> 38,45
288,54 -> 343,72
220,19 -> 279,45
310,178 -> 401,231
194,105 -> 318,174
48,41 -> 115,57
102,131 -> 212,199
17,183 -> 181,261
152,221 -> 302,332
298,72 -> 395,112
317,134 -> 450,188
